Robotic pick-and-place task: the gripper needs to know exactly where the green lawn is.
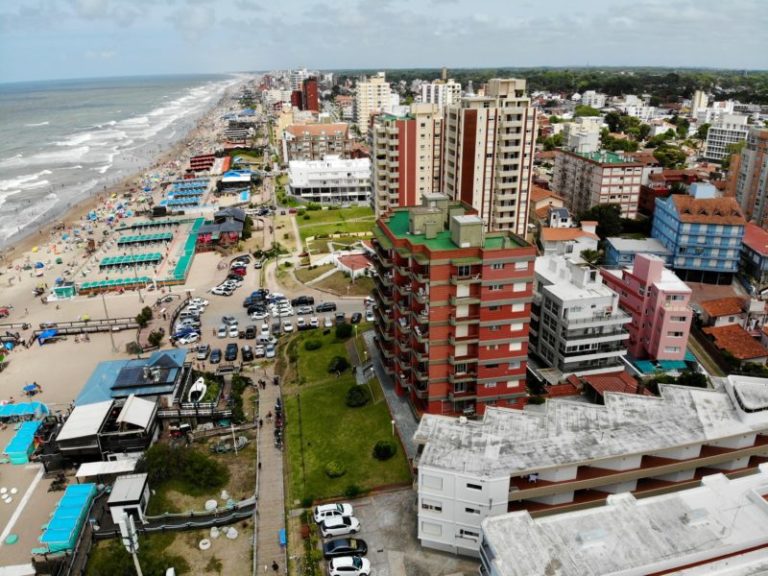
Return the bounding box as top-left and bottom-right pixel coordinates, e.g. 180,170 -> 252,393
313,272 -> 375,297
295,263 -> 335,284
306,235 -> 367,254
297,207 -> 375,241
285,330 -> 411,502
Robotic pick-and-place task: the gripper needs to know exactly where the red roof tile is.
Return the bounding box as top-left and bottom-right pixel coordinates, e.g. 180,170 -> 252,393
702,324 -> 768,360
670,195 -> 746,225
583,371 -> 651,396
742,224 -> 768,256
531,186 -> 563,203
700,297 -> 746,318
540,227 -> 598,242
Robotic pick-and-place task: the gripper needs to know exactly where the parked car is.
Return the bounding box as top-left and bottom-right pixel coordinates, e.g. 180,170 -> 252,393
241,345 -> 254,362
228,325 -> 239,338
283,320 -> 294,333
189,298 -> 209,308
350,312 -> 362,324
265,343 -> 276,358
196,344 -> 211,361
176,332 -> 200,345
316,301 -> 337,313
244,325 -> 257,339
296,317 -> 307,330
314,503 -> 354,524
250,310 -> 269,321
178,309 -> 200,320
328,556 -> 371,576
365,310 -> 374,322
291,295 -> 315,307
209,348 -> 222,363
276,308 -> 294,318
335,312 -> 347,325
322,538 -> 368,560
211,285 -> 231,296
254,345 -> 266,358
324,316 -> 333,328
222,315 -> 238,326
253,258 -> 265,269
225,343 -> 238,361
320,516 -> 360,538
217,325 -> 228,338
296,305 -> 314,315
309,316 -> 319,328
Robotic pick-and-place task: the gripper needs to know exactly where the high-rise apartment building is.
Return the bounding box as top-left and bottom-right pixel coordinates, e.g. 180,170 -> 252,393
371,104 -> 443,217
442,78 -> 537,236
282,123 -> 350,162
732,127 -> 768,226
691,89 -> 709,113
301,77 -> 319,112
372,193 -> 536,416
553,150 -> 643,218
420,79 -> 461,109
601,254 -> 693,361
703,114 -> 750,162
562,117 -> 602,154
355,72 -> 393,134
530,255 -> 631,379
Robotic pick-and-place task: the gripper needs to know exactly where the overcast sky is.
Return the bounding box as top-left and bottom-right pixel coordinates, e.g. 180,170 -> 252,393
1,0 -> 766,83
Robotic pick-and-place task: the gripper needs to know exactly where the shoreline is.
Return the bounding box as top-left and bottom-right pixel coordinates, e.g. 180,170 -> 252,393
0,82 -> 244,266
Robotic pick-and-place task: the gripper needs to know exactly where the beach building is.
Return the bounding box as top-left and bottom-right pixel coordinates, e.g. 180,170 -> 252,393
372,193 -> 536,416
651,192 -> 746,284
108,473 -> 151,524
529,255 -> 630,381
196,208 -> 246,251
281,123 -> 350,162
553,150 -> 643,219
371,104 -> 443,216
601,254 -> 693,362
441,78 -> 537,236
414,375 -> 768,556
479,467 -> 768,576
288,156 -> 371,204
603,237 -> 672,267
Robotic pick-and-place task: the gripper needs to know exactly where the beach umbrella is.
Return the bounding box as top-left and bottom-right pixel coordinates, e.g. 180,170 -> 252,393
4,343 -> 12,351
23,384 -> 37,393
32,246 -> 38,253
34,262 -> 44,269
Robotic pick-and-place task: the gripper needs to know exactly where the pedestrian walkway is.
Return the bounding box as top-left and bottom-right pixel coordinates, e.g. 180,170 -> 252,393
363,330 -> 418,459
254,369 -> 287,575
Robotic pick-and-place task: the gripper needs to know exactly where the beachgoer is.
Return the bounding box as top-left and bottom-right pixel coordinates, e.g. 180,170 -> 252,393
271,561 -> 278,572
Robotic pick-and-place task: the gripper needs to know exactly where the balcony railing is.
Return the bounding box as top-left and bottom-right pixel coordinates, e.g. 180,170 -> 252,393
449,314 -> 481,325
450,273 -> 482,285
449,333 -> 480,346
562,310 -> 631,327
450,294 -> 482,306
448,372 -> 477,384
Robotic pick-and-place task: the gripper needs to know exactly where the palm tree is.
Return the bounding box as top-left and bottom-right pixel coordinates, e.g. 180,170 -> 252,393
580,249 -> 601,266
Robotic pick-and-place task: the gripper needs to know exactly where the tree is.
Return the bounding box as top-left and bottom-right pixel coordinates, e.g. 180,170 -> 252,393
604,111 -> 622,133
242,216 -> 253,240
723,141 -> 746,169
148,330 -> 164,347
653,145 -> 687,169
579,205 -> 623,239
580,249 -> 602,265
574,104 -> 601,117
674,117 -> 690,139
695,123 -> 711,140
542,133 -> 564,151
637,123 -> 652,141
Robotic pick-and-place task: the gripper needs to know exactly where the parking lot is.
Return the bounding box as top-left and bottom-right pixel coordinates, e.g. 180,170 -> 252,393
349,489 -> 479,576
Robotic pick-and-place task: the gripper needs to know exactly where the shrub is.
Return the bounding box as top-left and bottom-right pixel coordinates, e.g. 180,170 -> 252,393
328,356 -> 350,373
148,330 -> 164,347
142,444 -> 229,490
300,496 -> 314,509
126,341 -> 143,355
303,214 -> 311,220
335,323 -> 353,339
373,440 -> 397,461
282,261 -> 293,268
345,386 -> 371,407
527,396 -> 545,405
325,461 -> 347,478
344,484 -> 361,498
304,339 -> 322,351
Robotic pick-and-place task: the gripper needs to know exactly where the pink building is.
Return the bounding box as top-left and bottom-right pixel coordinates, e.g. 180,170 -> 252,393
602,254 -> 693,361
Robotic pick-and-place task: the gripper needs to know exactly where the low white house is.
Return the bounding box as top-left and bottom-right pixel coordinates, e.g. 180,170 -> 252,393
288,155 -> 371,205
108,473 -> 150,524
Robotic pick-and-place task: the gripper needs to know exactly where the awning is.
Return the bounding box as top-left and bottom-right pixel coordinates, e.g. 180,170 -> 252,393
116,395 -> 156,430
76,458 -> 139,478
56,400 -> 113,441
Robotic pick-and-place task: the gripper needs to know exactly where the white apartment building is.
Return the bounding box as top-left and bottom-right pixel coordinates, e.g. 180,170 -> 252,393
480,467 -> 768,576
289,67 -> 311,91
733,127 -> 768,226
553,149 -> 643,218
704,113 -> 750,162
288,155 -> 371,204
414,374 -> 768,556
691,89 -> 709,113
421,79 -> 462,109
354,72 -> 393,134
371,104 -> 443,216
562,117 -> 602,154
580,90 -> 606,109
442,78 -> 537,236
530,255 -> 630,378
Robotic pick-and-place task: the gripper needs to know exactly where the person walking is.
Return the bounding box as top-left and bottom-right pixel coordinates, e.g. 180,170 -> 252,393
271,560 -> 279,572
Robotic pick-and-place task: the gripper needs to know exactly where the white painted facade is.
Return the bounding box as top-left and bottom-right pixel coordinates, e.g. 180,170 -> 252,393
420,80 -> 462,109
288,155 -> 371,204
704,113 -> 750,162
354,72 -> 393,134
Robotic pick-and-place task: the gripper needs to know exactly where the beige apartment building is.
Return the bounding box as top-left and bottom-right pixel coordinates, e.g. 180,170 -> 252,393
355,72 -> 393,135
553,149 -> 643,218
441,78 -> 537,236
371,104 -> 443,216
281,122 -> 350,162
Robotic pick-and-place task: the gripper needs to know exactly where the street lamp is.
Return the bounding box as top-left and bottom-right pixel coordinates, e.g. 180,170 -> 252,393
391,419 -> 396,437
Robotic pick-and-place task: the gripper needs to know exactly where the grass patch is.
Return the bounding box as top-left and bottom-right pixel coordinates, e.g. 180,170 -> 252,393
297,207 -> 375,241
306,235 -> 367,255
286,386 -> 411,501
313,272 -> 375,297
295,263 -> 335,284
86,532 -> 189,576
293,329 -> 353,388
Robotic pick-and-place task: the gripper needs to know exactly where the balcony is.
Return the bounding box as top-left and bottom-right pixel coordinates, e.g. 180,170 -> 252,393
449,332 -> 480,346
413,289 -> 428,304
449,354 -> 479,365
562,310 -> 631,328
448,372 -> 477,384
450,273 -> 482,285
397,339 -> 412,353
378,272 -> 393,287
395,282 -> 413,296
450,294 -> 482,306
413,267 -> 430,283
396,300 -> 411,316
396,318 -> 410,333
448,387 -> 478,401
449,314 -> 481,326
414,326 -> 429,343
414,364 -> 429,381
413,347 -> 429,362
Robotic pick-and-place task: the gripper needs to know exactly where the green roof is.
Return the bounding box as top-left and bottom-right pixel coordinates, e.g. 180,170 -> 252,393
382,210 -> 521,252
576,150 -> 636,164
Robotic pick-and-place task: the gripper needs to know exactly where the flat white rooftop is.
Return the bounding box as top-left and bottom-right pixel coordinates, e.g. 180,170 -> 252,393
481,467 -> 768,576
415,379 -> 768,478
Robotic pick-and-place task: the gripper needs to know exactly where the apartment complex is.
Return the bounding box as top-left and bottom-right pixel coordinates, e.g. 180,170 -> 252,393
703,113 -> 750,162
732,127 -> 768,226
553,150 -> 643,218
530,256 -> 630,379
480,468 -> 768,576
651,194 -> 746,284
301,77 -> 319,112
421,79 -> 462,109
355,72 -> 393,134
601,254 -> 693,361
414,375 -> 768,556
561,117 -> 602,154
372,193 -> 536,416
442,78 -> 537,236
371,104 -> 443,217
281,123 -> 350,162
288,156 -> 371,204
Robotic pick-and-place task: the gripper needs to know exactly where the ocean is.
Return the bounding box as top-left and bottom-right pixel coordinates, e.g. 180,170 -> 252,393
0,74 -> 246,247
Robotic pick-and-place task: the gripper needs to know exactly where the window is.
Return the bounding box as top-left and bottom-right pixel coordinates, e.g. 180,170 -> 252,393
514,261 -> 528,271
509,342 -> 522,351
508,360 -> 521,370
466,483 -> 482,491
459,529 -> 480,540
465,507 -> 481,515
457,265 -> 471,276
489,325 -> 501,331
513,282 -> 526,292
487,344 -> 499,351
664,346 -> 681,353
421,500 -> 443,512
507,380 -> 520,388
491,263 -> 504,270
510,322 -> 524,332
483,382 -> 497,389
668,331 -> 684,338
671,315 -> 687,322
489,284 -> 503,292
489,305 -> 500,311
421,522 -> 442,536
512,303 -> 525,312
486,363 -> 499,369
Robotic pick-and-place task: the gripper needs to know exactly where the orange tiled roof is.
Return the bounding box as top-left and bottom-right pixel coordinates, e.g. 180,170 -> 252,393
743,223 -> 768,257
702,324 -> 768,360
284,123 -> 349,138
534,206 -> 551,220
530,186 -> 562,203
540,227 -> 599,242
583,371 -> 652,396
700,297 -> 746,318
670,195 -> 746,225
